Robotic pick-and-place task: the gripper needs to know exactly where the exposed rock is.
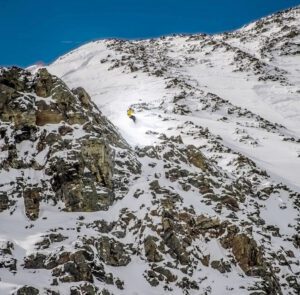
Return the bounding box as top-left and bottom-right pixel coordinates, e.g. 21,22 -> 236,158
211,259 -> 231,273
176,277 -> 199,291
70,283 -> 98,295
95,236 -> 131,266
33,68 -> 55,97
0,192 -> 9,212
145,265 -> 177,286
0,67 -> 140,217
186,145 -> 208,170
36,110 -> 63,126
14,125 -> 38,143
85,219 -> 116,233
36,233 -> 67,249
161,218 -> 190,265
23,187 -> 41,220
144,235 -> 163,262
58,124 -> 73,136
16,286 -> 39,295
72,87 -> 92,109
24,253 -> 47,269
52,250 -> 93,283
0,240 -> 17,272
221,196 -> 240,211
200,254 -> 210,267
221,233 -> 263,275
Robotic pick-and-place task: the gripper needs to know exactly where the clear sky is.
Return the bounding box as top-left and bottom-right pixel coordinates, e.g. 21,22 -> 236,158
1,0 -> 299,67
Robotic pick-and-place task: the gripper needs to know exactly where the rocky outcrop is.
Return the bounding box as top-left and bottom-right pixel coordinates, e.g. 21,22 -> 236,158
221,232 -> 263,275
0,67 -> 140,219
23,237 -> 129,290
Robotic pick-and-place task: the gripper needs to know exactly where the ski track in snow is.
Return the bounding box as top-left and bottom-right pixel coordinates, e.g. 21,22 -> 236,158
47,39 -> 300,192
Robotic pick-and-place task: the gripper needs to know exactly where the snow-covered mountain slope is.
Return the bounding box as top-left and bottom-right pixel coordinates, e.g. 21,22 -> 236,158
0,6 -> 300,295
48,6 -> 300,191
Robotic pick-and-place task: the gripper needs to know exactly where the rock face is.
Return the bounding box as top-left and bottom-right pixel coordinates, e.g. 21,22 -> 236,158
0,67 -> 140,219
221,232 -> 263,275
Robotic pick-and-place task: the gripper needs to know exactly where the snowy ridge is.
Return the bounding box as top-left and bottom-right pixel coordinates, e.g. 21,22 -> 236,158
0,6 -> 300,295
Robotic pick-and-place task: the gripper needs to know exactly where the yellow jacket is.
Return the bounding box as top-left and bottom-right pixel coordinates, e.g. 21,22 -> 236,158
127,108 -> 134,117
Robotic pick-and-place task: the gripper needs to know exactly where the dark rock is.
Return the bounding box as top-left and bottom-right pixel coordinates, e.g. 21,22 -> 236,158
24,253 -> 47,269
35,233 -> 67,249
221,196 -> 240,211
186,145 -> 208,170
221,233 -> 263,275
23,187 -> 41,220
72,87 -> 92,109
152,265 -> 177,282
144,236 -> 163,262
162,224 -> 189,265
58,125 -> 73,136
0,241 -> 17,272
0,192 -> 9,212
0,67 -> 30,92
95,236 -> 131,266
200,254 -> 210,267
14,125 -> 38,143
176,277 -> 199,290
16,286 -> 39,295
133,189 -> 144,198
70,283 -> 98,295
52,250 -> 93,283
211,259 -> 231,273
293,234 -> 300,248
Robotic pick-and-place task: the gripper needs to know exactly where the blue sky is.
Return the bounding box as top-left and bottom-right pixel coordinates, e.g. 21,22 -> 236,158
1,0 -> 299,67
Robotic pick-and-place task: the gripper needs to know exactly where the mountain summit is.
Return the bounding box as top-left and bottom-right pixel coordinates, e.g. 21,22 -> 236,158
0,6 -> 300,295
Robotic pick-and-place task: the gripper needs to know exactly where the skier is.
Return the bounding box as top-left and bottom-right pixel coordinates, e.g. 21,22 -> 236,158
127,107 -> 136,123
